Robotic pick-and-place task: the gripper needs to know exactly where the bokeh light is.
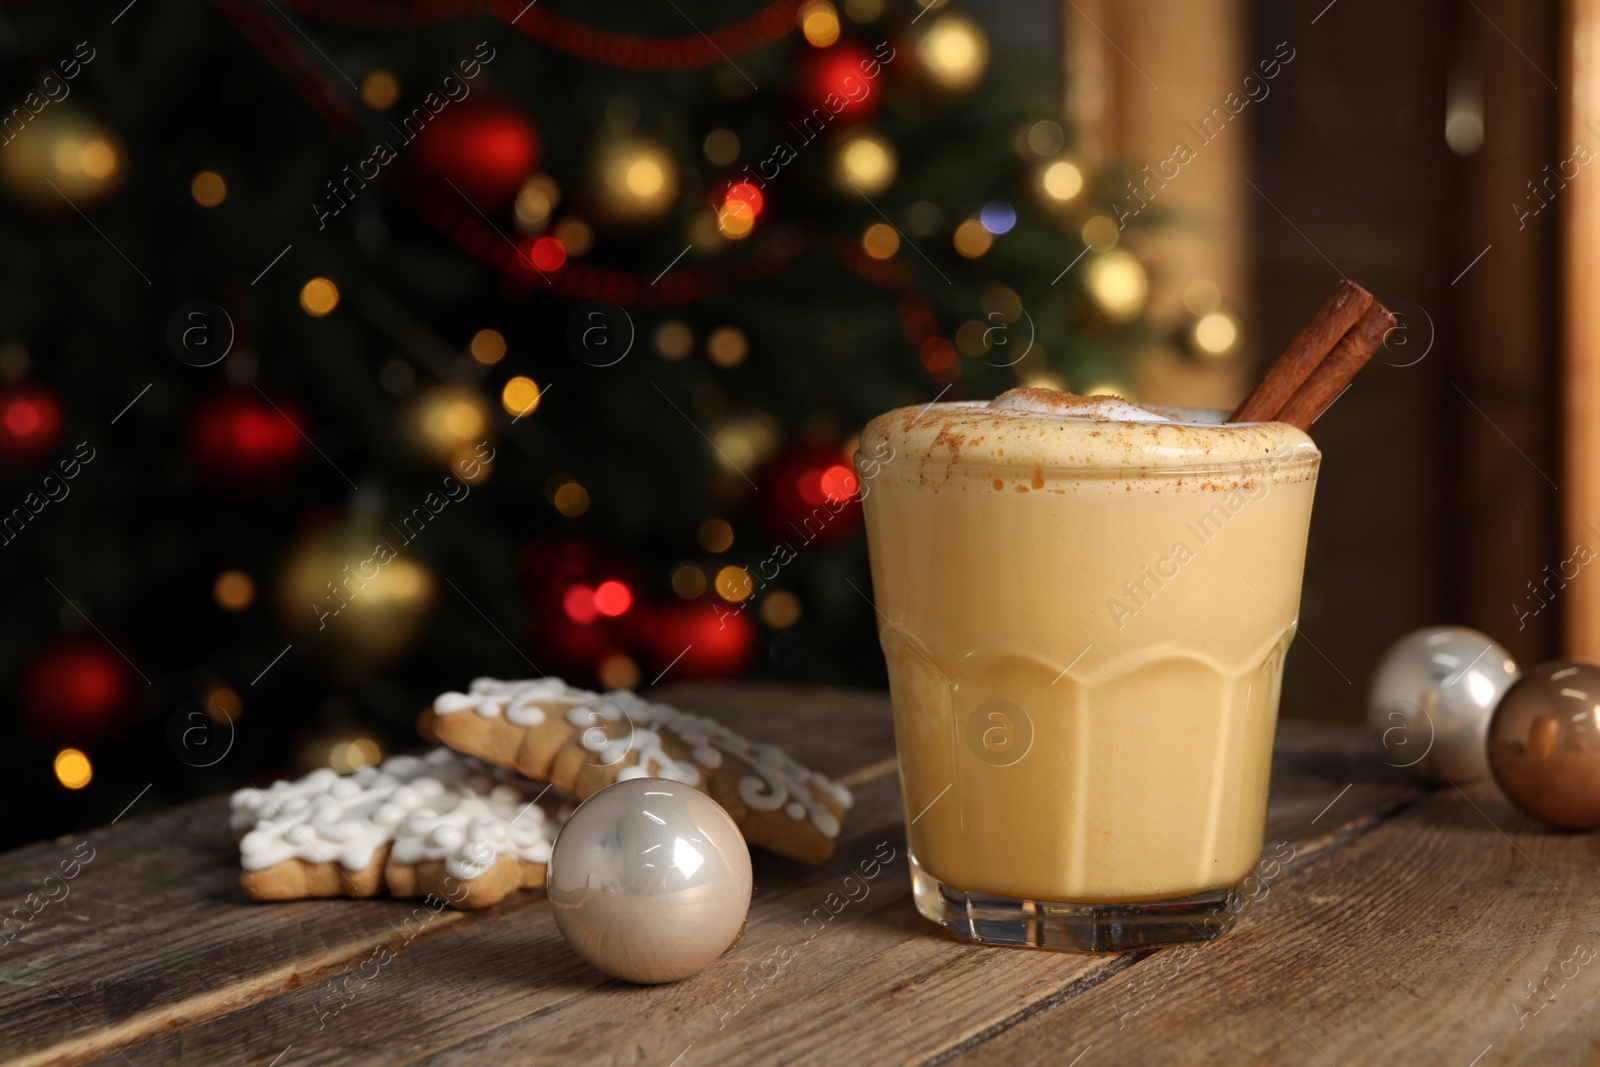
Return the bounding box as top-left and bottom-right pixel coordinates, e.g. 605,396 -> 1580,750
299,278 -> 339,316
191,170 -> 226,207
500,376 -> 542,417
213,569 -> 254,611
54,748 -> 92,790
470,328 -> 506,365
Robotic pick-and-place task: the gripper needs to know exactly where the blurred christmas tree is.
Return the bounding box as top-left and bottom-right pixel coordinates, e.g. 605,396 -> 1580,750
0,0 -> 1168,847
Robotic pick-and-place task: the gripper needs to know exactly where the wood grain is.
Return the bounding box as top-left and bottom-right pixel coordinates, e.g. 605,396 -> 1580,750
959,780 -> 1600,1065
0,685 -> 890,1067
1,686 -> 1443,1067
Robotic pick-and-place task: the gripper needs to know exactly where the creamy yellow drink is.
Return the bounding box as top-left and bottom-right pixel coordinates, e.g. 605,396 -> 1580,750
858,388 -> 1319,949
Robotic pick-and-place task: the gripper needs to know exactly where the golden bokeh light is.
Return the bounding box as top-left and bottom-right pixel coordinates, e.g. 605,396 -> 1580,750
698,518 -> 735,553
191,169 -> 226,207
598,653 -> 641,691
1194,311 -> 1238,355
760,590 -> 802,628
1041,159 -> 1084,202
715,564 -> 754,602
862,222 -> 900,259
360,70 -> 400,110
800,0 -> 842,47
1081,215 -> 1119,251
707,326 -> 749,368
552,480 -> 590,517
599,139 -> 677,223
206,685 -> 242,723
299,278 -> 340,317
717,197 -> 756,238
500,376 -> 542,418
834,131 -> 896,195
554,217 -> 594,256
469,328 -> 507,365
1084,250 -> 1149,321
213,569 -> 255,611
514,176 -> 559,230
654,320 -> 694,360
953,219 -> 993,258
918,13 -> 988,91
54,748 -> 92,790
328,737 -> 382,774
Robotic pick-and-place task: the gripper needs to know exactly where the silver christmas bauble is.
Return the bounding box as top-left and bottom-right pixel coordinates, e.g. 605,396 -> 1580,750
1367,626 -> 1519,783
547,778 -> 751,984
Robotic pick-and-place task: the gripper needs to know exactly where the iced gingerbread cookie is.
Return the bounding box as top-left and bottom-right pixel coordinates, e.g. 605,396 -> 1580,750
229,748 -> 559,909
430,677 -> 853,864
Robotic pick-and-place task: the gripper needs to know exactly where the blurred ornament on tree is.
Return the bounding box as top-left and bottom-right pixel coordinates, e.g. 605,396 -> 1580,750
759,443 -> 862,546
643,600 -> 754,680
797,42 -> 882,120
22,638 -> 137,742
0,106 -> 123,208
0,381 -> 62,462
411,97 -> 539,212
408,384 -> 493,466
591,135 -> 679,226
188,391 -> 303,484
279,519 -> 437,678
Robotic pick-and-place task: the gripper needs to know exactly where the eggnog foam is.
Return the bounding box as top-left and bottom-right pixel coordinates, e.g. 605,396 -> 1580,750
860,387 -> 1318,475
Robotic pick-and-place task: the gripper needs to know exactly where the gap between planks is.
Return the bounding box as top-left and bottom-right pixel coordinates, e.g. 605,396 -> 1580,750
22,758 -> 905,1067
12,896 -> 541,1067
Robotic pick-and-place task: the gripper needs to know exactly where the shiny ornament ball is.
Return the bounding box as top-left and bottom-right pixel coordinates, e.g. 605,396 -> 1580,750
411,97 -> 539,212
22,638 -> 137,741
1366,626 -> 1518,783
1488,660 -> 1600,829
278,519 -> 436,678
189,391 -> 303,484
548,778 -> 751,984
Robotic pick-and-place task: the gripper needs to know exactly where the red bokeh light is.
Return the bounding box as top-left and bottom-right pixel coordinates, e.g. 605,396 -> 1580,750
593,579 -> 633,618
819,464 -> 859,503
527,236 -> 567,272
562,583 -> 599,624
723,181 -> 765,216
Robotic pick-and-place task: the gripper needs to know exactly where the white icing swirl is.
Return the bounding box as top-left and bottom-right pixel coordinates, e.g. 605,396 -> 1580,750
433,677 -> 594,725
530,683 -> 854,838
230,747 -> 559,879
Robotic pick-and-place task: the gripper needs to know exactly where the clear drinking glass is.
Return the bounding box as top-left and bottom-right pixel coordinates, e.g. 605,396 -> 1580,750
857,403 -> 1320,951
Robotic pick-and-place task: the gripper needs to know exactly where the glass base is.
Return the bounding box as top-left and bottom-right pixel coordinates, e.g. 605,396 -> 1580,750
910,853 -> 1241,953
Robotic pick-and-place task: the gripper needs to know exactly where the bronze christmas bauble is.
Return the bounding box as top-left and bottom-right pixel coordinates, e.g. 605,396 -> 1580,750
1487,660 -> 1600,830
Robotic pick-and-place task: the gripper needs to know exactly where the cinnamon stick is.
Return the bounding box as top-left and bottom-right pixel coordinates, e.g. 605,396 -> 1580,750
1227,280 -> 1373,423
1272,301 -> 1397,430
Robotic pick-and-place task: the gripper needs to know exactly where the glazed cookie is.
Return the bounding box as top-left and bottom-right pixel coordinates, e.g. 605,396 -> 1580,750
230,748 -> 558,910
431,677 -> 853,864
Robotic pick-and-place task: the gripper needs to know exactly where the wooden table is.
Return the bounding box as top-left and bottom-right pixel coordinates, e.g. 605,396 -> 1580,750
2,685 -> 1595,1066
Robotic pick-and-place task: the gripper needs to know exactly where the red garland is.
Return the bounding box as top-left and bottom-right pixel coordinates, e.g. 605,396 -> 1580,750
285,0 -> 801,70
212,0 -> 361,136
388,168 -> 803,306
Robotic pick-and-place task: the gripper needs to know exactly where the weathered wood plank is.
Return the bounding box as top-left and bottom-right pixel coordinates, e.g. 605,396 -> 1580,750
957,780 -> 1600,1066
0,686 -> 893,1067
52,706 -> 1421,1067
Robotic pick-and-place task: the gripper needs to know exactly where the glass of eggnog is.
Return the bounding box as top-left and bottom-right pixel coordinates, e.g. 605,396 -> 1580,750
857,387 -> 1320,951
